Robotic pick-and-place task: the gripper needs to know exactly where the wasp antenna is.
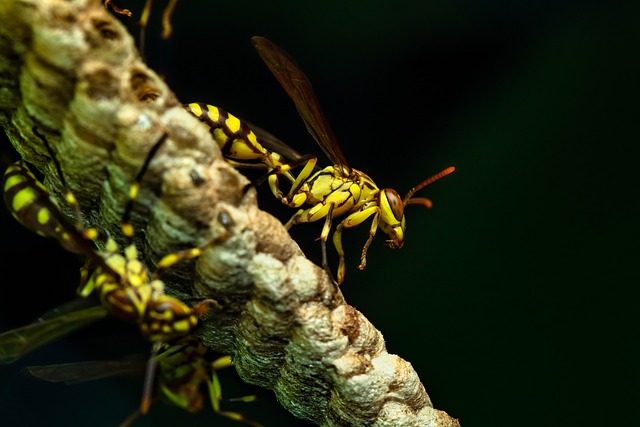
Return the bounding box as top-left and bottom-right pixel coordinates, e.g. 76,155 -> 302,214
403,166 -> 455,204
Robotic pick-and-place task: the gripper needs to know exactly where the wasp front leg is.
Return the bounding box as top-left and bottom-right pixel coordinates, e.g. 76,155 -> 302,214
332,206 -> 380,284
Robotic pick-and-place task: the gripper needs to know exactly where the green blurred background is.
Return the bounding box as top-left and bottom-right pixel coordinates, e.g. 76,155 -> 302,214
1,0 -> 638,425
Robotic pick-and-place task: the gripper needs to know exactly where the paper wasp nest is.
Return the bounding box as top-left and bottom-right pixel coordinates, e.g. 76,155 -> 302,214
0,1 -> 460,426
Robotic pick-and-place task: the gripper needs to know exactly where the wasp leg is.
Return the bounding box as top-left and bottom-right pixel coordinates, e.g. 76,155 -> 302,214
162,0 -> 178,38
152,209 -> 234,280
319,204 -> 337,284
255,154 -> 317,202
140,341 -> 163,414
332,206 -> 380,285
209,356 -> 263,427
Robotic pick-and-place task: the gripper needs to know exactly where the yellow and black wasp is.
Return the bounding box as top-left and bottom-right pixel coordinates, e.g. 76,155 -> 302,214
1,129 -> 229,415
184,37 -> 454,285
21,334 -> 262,426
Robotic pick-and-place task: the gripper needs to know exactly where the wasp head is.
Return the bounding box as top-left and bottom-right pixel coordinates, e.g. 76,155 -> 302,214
143,293 -> 198,342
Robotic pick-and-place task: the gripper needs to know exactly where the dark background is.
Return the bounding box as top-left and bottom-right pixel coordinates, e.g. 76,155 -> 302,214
1,0 -> 638,425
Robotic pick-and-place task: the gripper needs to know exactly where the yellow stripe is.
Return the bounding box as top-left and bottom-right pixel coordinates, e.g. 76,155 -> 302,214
225,113 -> 241,133
205,104 -> 220,122
3,173 -> 26,193
36,207 -> 51,225
187,102 -> 203,117
12,187 -> 37,212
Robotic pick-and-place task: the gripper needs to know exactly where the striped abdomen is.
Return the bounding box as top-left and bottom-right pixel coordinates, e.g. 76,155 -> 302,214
2,161 -> 88,254
183,102 -> 286,170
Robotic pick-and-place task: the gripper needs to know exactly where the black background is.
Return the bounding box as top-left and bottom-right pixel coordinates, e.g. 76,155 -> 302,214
1,1 -> 638,426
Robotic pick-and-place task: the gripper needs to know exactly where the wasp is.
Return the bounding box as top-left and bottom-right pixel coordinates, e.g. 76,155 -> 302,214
1,129 -> 229,414
193,37 -> 455,285
20,332 -> 262,426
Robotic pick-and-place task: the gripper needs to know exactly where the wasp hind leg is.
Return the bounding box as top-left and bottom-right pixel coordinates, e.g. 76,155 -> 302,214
209,356 -> 263,427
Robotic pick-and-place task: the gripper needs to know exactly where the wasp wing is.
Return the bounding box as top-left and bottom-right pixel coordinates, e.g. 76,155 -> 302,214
244,118 -> 315,168
0,303 -> 108,365
252,36 -> 351,173
24,355 -> 146,385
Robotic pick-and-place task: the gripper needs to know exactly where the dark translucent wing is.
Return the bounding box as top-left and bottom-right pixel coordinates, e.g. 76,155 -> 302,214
0,304 -> 108,365
35,297 -> 100,322
244,119 -> 306,164
252,36 -> 351,172
25,355 -> 146,385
